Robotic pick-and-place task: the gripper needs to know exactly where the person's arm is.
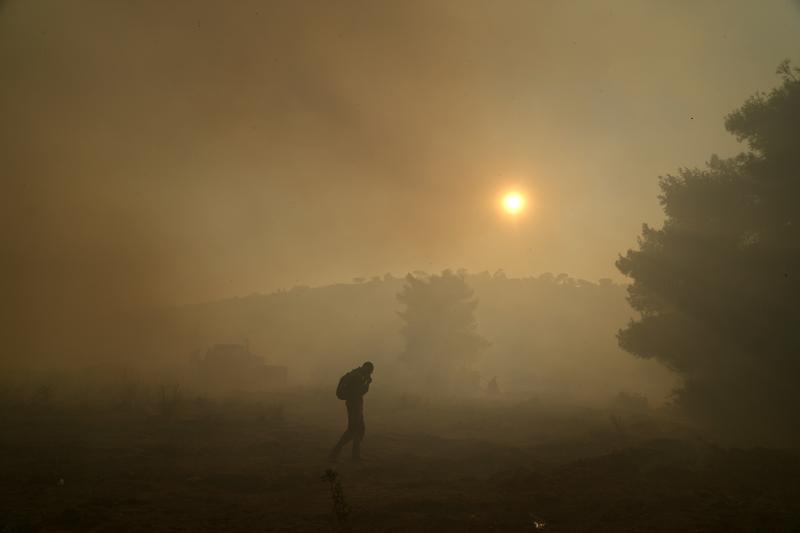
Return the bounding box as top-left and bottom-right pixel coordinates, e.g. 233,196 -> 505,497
359,376 -> 372,395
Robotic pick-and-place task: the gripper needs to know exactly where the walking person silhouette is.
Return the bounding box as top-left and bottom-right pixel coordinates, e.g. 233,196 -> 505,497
330,361 -> 374,462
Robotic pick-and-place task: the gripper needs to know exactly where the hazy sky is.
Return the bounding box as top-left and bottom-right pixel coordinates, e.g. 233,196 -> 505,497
3,0 -> 799,314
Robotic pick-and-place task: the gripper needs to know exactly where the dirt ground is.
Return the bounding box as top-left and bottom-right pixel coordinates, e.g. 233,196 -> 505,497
2,388 -> 799,532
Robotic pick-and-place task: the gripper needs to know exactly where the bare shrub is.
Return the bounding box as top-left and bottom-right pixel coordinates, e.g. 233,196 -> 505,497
321,468 -> 351,532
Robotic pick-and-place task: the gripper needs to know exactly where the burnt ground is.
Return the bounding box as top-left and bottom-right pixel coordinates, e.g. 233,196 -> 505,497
2,390 -> 799,532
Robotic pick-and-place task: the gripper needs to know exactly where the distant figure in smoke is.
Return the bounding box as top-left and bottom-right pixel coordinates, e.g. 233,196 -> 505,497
330,361 -> 374,462
487,376 -> 500,396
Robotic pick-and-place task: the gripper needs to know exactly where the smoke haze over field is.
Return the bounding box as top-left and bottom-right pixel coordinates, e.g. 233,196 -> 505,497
125,273 -> 675,403
1,1 -> 799,364
5,6 -> 800,527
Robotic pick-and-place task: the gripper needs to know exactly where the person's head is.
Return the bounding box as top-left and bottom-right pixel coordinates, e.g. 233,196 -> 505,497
361,361 -> 374,376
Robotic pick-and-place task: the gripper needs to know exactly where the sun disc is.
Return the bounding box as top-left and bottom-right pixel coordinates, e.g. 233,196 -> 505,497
502,192 -> 525,215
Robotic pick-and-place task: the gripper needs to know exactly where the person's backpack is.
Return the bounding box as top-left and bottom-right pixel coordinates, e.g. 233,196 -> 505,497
336,371 -> 353,400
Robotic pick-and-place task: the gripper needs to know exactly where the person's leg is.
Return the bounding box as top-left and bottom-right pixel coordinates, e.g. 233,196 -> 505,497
330,429 -> 353,460
330,401 -> 356,460
351,410 -> 365,459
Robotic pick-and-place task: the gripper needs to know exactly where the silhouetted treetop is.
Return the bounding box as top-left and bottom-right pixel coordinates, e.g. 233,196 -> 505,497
725,61 -> 800,160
